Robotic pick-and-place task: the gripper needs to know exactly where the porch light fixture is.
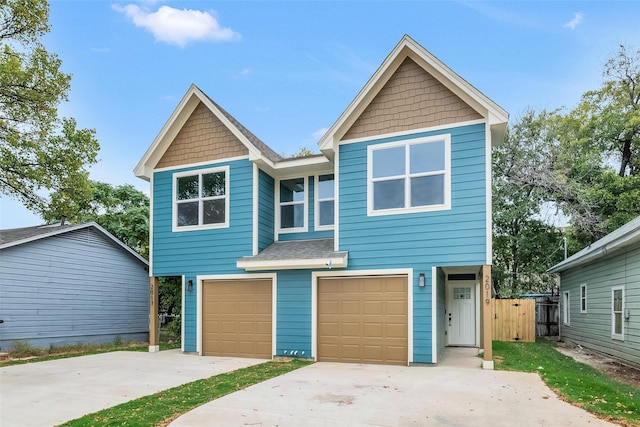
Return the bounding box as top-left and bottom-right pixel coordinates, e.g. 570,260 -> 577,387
418,273 -> 425,287
187,280 -> 193,292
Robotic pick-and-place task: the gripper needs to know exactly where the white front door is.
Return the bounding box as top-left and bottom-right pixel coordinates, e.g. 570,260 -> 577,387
447,281 -> 476,346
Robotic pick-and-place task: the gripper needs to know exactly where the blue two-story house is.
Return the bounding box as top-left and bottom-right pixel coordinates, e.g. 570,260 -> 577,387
135,35 -> 508,367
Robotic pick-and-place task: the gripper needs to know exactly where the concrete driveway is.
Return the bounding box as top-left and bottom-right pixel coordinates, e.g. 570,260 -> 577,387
0,349 -> 618,427
170,350 -> 617,427
0,350 -> 265,427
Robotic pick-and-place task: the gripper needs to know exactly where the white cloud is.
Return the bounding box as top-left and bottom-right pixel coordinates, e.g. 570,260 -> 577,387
564,12 -> 584,30
113,4 -> 240,47
311,127 -> 329,142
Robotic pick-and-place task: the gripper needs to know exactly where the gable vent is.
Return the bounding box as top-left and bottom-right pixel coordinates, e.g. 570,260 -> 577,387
60,227 -> 113,248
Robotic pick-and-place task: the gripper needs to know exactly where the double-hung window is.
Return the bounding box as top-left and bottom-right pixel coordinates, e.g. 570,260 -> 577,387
173,166 -> 229,231
368,135 -> 450,215
316,174 -> 335,229
612,286 -> 624,340
580,284 -> 587,313
279,177 -> 307,231
562,291 -> 570,326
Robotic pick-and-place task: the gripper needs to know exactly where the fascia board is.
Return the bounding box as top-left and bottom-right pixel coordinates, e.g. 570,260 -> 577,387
549,219 -> 640,273
134,84 -> 270,180
317,35 -> 508,152
134,85 -> 202,180
237,255 -> 348,271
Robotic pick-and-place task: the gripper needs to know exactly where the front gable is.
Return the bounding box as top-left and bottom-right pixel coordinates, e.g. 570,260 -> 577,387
343,58 -> 482,141
319,35 -> 508,156
156,102 -> 249,169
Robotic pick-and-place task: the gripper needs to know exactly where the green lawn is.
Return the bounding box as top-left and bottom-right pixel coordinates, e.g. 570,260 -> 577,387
59,358 -> 311,427
493,339 -> 639,426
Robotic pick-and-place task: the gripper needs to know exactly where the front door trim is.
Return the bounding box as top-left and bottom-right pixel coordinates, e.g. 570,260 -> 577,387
446,279 -> 478,347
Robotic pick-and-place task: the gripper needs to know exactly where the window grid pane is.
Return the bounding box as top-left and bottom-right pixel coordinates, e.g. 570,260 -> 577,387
175,168 -> 227,228
371,139 -> 447,212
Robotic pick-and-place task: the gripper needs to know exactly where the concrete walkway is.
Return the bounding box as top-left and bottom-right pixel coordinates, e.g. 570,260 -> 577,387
170,349 -> 616,427
0,350 -> 265,427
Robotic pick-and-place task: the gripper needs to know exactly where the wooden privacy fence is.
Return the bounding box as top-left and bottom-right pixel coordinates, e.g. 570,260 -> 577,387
492,299 -> 536,342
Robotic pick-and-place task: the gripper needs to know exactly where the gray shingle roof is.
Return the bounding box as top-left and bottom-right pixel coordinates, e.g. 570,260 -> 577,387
246,239 -> 342,261
0,223 -> 75,246
201,90 -> 284,163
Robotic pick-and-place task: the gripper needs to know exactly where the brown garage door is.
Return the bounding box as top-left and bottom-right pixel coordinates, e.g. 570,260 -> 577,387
202,279 -> 272,358
318,276 -> 408,365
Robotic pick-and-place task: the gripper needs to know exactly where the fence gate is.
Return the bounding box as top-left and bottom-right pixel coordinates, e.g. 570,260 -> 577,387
492,299 -> 535,342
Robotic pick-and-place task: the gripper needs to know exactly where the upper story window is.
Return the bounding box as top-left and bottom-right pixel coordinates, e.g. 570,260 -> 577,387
367,135 -> 450,216
173,166 -> 229,231
279,177 -> 307,232
316,174 -> 335,229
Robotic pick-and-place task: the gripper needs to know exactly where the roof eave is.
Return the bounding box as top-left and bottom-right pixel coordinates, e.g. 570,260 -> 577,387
549,219 -> 640,273
318,35 -> 508,152
236,255 -> 348,272
134,84 -> 278,180
0,222 -> 149,266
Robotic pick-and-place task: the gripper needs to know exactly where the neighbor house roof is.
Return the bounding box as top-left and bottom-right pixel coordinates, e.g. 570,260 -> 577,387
236,239 -> 348,271
317,34 -> 509,157
0,222 -> 149,266
549,215 -> 640,273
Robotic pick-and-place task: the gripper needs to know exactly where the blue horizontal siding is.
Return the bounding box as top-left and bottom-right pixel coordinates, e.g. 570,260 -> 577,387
276,270 -> 312,357
152,158 -> 254,277
338,123 -> 488,363
152,159 -> 255,351
258,169 -> 275,252
0,230 -> 149,351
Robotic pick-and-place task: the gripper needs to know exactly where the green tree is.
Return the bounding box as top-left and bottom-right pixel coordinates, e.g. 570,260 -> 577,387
0,0 -> 99,214
492,112 -> 566,296
570,45 -> 640,177
44,181 -> 150,258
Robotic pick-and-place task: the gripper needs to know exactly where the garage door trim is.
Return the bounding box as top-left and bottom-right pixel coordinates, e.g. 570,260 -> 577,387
312,269 -> 413,365
196,273 -> 277,356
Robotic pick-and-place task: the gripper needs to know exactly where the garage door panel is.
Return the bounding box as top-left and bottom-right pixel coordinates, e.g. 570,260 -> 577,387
202,280 -> 272,359
318,276 -> 408,365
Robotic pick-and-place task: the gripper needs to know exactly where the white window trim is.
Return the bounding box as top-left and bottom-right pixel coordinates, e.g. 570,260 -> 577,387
314,174 -> 335,231
611,285 -> 624,341
580,284 -> 587,314
367,135 -> 451,216
562,290 -> 570,326
276,176 -> 308,234
172,166 -> 230,232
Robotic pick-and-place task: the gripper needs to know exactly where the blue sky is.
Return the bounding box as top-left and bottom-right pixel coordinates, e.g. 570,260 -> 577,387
2,0 -> 640,228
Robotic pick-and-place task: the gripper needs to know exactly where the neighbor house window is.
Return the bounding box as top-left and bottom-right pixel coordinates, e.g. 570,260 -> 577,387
612,286 -> 624,340
315,174 -> 334,229
279,177 -> 307,231
562,291 -> 570,326
580,284 -> 587,313
173,166 -> 229,231
368,135 -> 450,215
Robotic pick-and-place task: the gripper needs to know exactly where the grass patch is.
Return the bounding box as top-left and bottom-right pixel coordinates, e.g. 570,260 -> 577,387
493,339 -> 639,426
59,358 -> 311,427
0,330 -> 180,367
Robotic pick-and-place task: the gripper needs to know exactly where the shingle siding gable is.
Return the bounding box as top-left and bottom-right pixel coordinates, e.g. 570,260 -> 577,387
343,58 -> 482,140
157,102 -> 249,169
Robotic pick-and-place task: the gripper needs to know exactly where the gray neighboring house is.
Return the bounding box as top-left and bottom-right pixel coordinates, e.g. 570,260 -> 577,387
0,222 -> 150,351
549,216 -> 640,367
